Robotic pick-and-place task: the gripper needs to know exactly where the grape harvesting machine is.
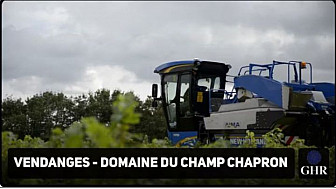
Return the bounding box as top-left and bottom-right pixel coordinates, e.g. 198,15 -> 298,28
152,59 -> 335,147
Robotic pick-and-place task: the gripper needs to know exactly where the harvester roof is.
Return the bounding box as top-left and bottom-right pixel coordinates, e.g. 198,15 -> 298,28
154,59 -> 230,74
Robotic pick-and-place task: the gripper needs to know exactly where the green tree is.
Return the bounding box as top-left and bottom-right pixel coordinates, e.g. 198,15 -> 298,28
2,88 -> 168,141
25,91 -> 73,139
72,94 -> 88,121
51,93 -> 75,128
1,97 -> 28,139
85,89 -> 114,123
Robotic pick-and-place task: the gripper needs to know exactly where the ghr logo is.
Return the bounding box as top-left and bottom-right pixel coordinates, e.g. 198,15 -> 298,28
300,150 -> 327,175
299,149 -> 329,178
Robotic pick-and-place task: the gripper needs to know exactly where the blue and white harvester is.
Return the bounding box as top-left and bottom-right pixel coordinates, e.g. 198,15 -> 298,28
152,59 -> 335,147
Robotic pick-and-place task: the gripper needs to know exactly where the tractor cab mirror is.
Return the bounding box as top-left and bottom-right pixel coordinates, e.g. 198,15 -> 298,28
152,84 -> 158,98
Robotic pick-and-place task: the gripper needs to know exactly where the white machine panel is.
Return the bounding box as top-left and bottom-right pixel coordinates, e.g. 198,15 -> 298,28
204,109 -> 255,130
204,107 -> 283,130
205,98 -> 284,130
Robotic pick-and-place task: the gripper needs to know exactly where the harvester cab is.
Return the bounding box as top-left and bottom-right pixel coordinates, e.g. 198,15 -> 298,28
152,59 -> 335,147
152,59 -> 230,131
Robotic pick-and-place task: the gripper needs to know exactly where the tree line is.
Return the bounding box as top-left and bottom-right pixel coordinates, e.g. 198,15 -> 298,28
1,89 -> 166,141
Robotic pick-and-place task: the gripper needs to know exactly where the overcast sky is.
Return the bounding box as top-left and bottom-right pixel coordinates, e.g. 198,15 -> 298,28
2,1 -> 335,100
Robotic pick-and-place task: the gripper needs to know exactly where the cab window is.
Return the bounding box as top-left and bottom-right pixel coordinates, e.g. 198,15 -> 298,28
197,76 -> 221,90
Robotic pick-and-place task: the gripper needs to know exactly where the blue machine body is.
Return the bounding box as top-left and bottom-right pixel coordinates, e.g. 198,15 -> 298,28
312,82 -> 335,99
236,60 -> 335,111
234,75 -> 285,108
